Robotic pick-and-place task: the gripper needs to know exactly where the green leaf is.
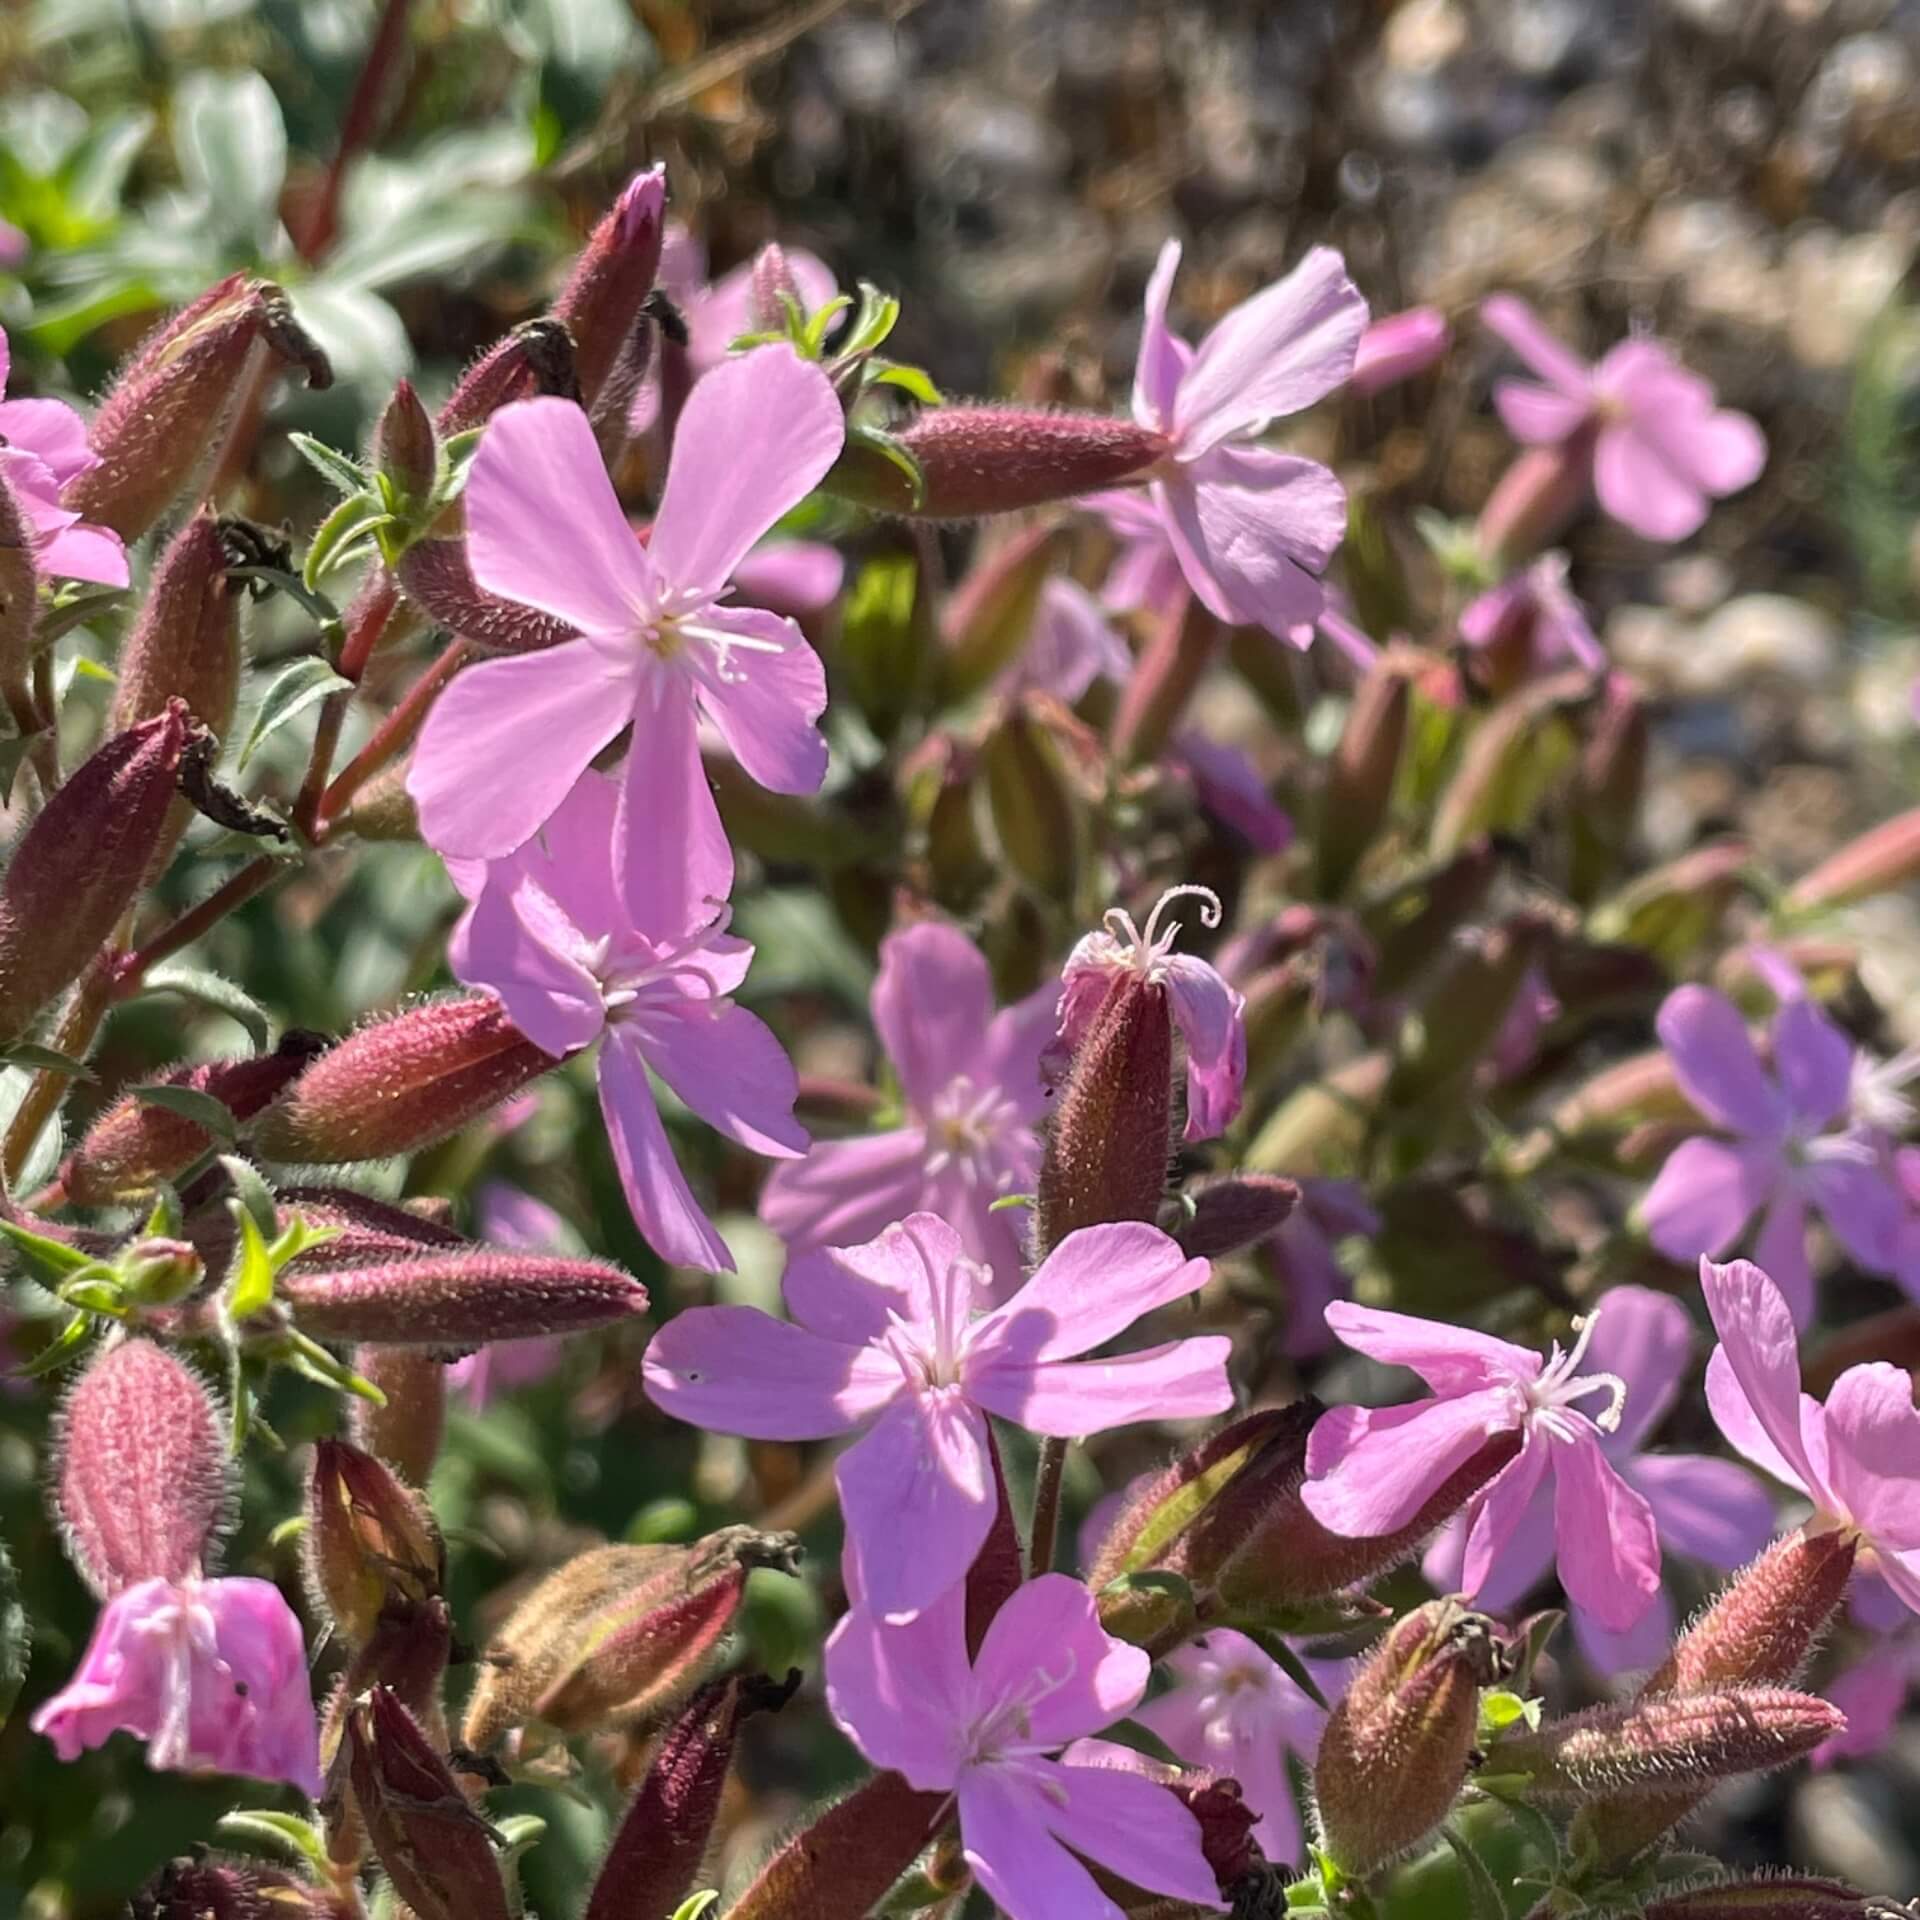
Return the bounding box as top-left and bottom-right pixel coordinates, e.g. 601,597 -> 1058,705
144,1184 -> 185,1239
868,361 -> 942,406
138,964 -> 273,1050
211,1810 -> 329,1870
0,1216 -> 101,1285
1477,1689 -> 1540,1739
58,1276 -> 128,1316
841,282 -> 901,357
986,1192 -> 1033,1214
288,432 -> 371,499
846,426 -> 924,510
226,566 -> 343,635
304,492 -> 394,589
1243,1626 -> 1332,1712
0,1042 -> 95,1079
133,1083 -> 238,1144
14,1311 -> 93,1378
220,1156 -> 279,1240
801,293 -> 854,357
0,1537 -> 27,1731
1440,1826 -> 1510,1920
32,584 -> 127,647
226,1203 -> 276,1320
174,69 -> 287,248
282,1330 -> 385,1405
670,1898 -> 719,1920
240,657 -> 354,770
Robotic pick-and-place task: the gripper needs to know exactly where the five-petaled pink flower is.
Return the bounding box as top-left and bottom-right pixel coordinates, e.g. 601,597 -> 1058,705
1302,1298 -> 1663,1632
1083,239 -> 1368,639
409,343 -> 844,906
0,324 -> 128,587
1057,886 -> 1247,1142
1701,1256 -> 1920,1617
1641,985 -> 1901,1327
1482,295 -> 1765,544
759,921 -> 1056,1300
447,769 -> 805,1273
642,1211 -> 1230,1619
33,1576 -> 322,1796
825,1573 -> 1224,1919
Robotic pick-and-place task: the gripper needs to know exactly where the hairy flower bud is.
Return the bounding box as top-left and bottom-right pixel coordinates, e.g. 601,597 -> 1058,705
749,242 -> 804,333
1388,914 -> 1553,1106
462,1528 -> 801,1752
1590,837 -> 1752,968
252,994 -> 558,1164
1111,596 -> 1220,767
110,517 -> 242,739
397,536 -> 578,654
68,276 -> 332,541
826,407 -> 1167,518
1174,1175 -> 1300,1261
342,1688 -> 510,1920
983,700 -> 1082,901
1315,653 -> 1412,898
58,1034 -> 327,1207
0,462 -> 41,683
1429,671 -> 1594,860
133,1856 -> 347,1920
437,319 -> 579,436
349,1346 -> 448,1486
1638,1878 -> 1910,1920
551,166 -> 667,427
1788,805 -> 1920,912
939,521 -> 1066,701
1312,1598 -> 1504,1878
1477,438 -> 1592,574
55,1338 -> 229,1595
372,379 -> 437,510
726,1773 -> 947,1920
304,1438 -> 443,1651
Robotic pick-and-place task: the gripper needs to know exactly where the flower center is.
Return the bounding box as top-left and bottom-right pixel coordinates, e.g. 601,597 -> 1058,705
1521,1308 -> 1627,1442
878,1220 -> 990,1390
1850,1044 -> 1920,1135
1099,883 -> 1223,983
597,906 -> 735,1019
922,1076 -> 1022,1187
963,1649 -> 1081,1767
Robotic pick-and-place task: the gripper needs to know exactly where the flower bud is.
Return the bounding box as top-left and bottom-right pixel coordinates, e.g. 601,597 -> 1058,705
304,1437 -> 443,1651
726,1773 -> 947,1920
55,1338 -> 228,1595
372,379 -> 437,511
59,1035 -> 327,1207
1036,971 -> 1173,1251
825,408 -> 1167,518
349,1346 -> 448,1486
551,166 -> 668,427
1350,307 -> 1451,396
1638,1878 -> 1905,1920
1788,805 -> 1920,912
585,1670 -> 800,1920
1312,1598 -> 1504,1878
1476,437 -> 1592,575
336,761 -> 421,842
983,700 -> 1082,902
397,535 -> 578,654
1315,653 -> 1412,897
437,318 -> 580,436
939,521 -> 1066,701
67,276 -> 332,542
749,242 -> 803,332
1589,837 -> 1752,969
0,701 -> 198,1045
1430,670 -> 1594,860
1569,673 -> 1647,902
1174,1175 -> 1300,1261
1364,839 -> 1500,999
1546,1046 -> 1689,1140
1110,596 -> 1220,767
251,994 -> 558,1164
1483,1688 -> 1844,1799
133,1856 -> 350,1920
117,1236 -> 205,1307
343,1688 -> 510,1920
461,1528 -> 801,1752
110,517 -> 242,739
1388,914 -> 1553,1106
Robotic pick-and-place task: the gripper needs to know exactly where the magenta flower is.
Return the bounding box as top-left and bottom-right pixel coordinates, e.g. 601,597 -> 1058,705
446,1184 -> 571,1406
1057,886 -> 1247,1142
33,1575 -> 321,1796
1130,1628 -> 1331,1866
1701,1256 -> 1920,1617
1000,576 -> 1133,704
1813,1626 -> 1917,1768
1084,238 -> 1367,639
1457,554 -> 1602,676
759,921 -> 1056,1299
825,1574 -> 1223,1919
1301,1300 -> 1662,1632
643,1211 -> 1229,1619
1260,1178 -> 1379,1360
1482,295 -> 1766,543
1422,1286 -> 1774,1673
1641,985 -> 1901,1326
0,325 -> 128,587
447,769 -> 805,1273
409,343 -> 844,903
1350,306 -> 1450,396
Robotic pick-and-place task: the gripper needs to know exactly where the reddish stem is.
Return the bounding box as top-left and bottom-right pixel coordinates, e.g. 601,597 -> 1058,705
315,640 -> 469,835
115,856 -> 281,991
296,0 -> 417,264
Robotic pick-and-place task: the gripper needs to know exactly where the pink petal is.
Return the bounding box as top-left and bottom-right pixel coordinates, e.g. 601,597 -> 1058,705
728,539 -> 845,615
38,520 -> 129,588
1492,377 -> 1591,446
1751,1184 -> 1815,1330
647,345 -> 845,596
837,1391 -> 996,1621
871,920 -> 998,1112
959,1766 -> 1125,1920
1350,307 -> 1450,396
1162,953 -> 1247,1142
1599,343 -> 1766,497
1009,576 -> 1133,703
1171,732 -> 1294,854
973,1222 -> 1209,1362
1173,245 -> 1368,456
781,1244 -> 917,1346
409,640 -> 637,861
688,605 -> 829,794
823,1581 -> 970,1789
1593,419 -> 1711,544
1552,1429 -> 1663,1632
1132,238 -> 1191,432
598,1028 -> 733,1272
466,397 -> 653,631
1823,1362 -> 1920,1554
979,980 -> 1061,1125
971,1336 -> 1233,1436
450,881 -> 605,1057
616,679 -> 734,937
1772,998 -> 1854,1128
1481,294 -> 1594,399
1625,1452 -> 1776,1570
1321,1301 -> 1539,1395
1806,1157 -> 1903,1277
189,1579 -> 325,1796
1461,1431 -> 1553,1599
627,999 -> 808,1160
1874,1550 -> 1920,1620
1301,1389 -> 1516,1536
758,1127 -> 937,1254
971,1575 -> 1149,1744
641,1301 -> 896,1439
1676,407 -> 1766,494
1656,986 -> 1783,1137
1642,1136 -> 1778,1263
0,395 -> 95,488
1700,1258 -> 1821,1498
1033,1758 -> 1223,1909
1458,1462 -> 1557,1613
1585,1285 -> 1694,1450
1573,1585 -> 1676,1679
1813,1642 -> 1910,1767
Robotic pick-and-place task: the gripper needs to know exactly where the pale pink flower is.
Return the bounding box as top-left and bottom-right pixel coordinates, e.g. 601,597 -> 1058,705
448,769 -> 805,1274
1302,1299 -> 1663,1633
824,1573 -> 1224,1919
1482,295 -> 1766,543
1457,553 -> 1602,676
1350,307 -> 1451,396
1812,1626 -> 1918,1768
643,1211 -> 1229,1619
33,1576 -> 321,1796
0,324 -> 128,586
759,921 -> 1056,1300
409,344 -> 844,905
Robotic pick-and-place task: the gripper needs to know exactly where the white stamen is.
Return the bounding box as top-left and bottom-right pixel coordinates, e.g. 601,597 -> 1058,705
1524,1307 -> 1628,1437
1100,883 -> 1224,979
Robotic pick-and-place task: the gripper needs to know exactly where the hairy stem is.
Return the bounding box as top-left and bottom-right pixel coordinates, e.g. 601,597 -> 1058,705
1027,1435 -> 1069,1579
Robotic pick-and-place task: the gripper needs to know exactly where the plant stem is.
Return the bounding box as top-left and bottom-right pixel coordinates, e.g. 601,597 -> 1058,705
1027,1435 -> 1069,1579
3,957 -> 115,1182
295,0 -> 416,263
315,639 -> 467,834
114,856 -> 281,990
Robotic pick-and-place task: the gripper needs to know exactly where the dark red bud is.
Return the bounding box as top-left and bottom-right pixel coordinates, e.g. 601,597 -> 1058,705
551,167 -> 668,428
349,1346 -> 448,1486
304,1437 -> 443,1650
726,1772 -> 947,1920
397,537 -> 579,655
111,517 -> 242,740
373,379 -> 437,507
1174,1175 -> 1300,1261
1110,596 -> 1221,767
437,319 -> 580,436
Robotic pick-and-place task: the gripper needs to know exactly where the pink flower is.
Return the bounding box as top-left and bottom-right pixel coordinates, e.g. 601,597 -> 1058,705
1482,295 -> 1766,543
408,344 -> 844,905
1701,1256 -> 1920,1617
1260,1178 -> 1379,1360
0,324 -> 128,587
33,1576 -> 321,1796
759,921 -> 1056,1299
1084,239 -> 1367,640
824,1574 -> 1224,1919
999,576 -> 1133,704
446,1183 -> 571,1405
1350,307 -> 1451,396
1812,1627 -> 1917,1768
728,539 -> 845,617
1130,1628 -> 1331,1866
643,1211 -> 1230,1619
1641,985 -> 1902,1326
1457,554 -> 1602,676
1167,733 -> 1294,854
1422,1286 -> 1774,1673
1057,886 -> 1247,1143
447,769 -> 805,1273
1301,1299 -> 1663,1633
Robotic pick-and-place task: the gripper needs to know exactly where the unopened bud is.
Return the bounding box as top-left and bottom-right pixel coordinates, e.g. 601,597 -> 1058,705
1547,1046 -> 1689,1139
117,1237 -> 204,1306
1430,670 -> 1593,859
463,1529 -> 799,1752
726,1772 -> 947,1920
372,379 -> 437,510
0,703 -> 198,1046
1570,673 -> 1648,902
939,521 -> 1066,701
1389,914 -> 1553,1105
56,1338 -> 228,1594
585,1671 -> 800,1920
1111,595 -> 1220,767
133,1856 -> 345,1920
68,276 -> 331,541
252,994 -> 558,1163
343,1688 -> 510,1920
349,1346 -> 448,1486
1175,1175 -> 1300,1261
749,242 -> 803,332
337,761 -> 421,842
304,1438 -> 442,1650
983,700 -> 1082,901
397,536 -> 578,654
1476,438 -> 1592,575
1638,1877 -> 1910,1920
1312,1598 -> 1504,1877
110,517 -> 242,741
552,166 -> 668,426
1316,654 -> 1412,897
1788,806 -> 1920,912
437,319 -> 580,437
1365,839 -> 1500,999
826,407 -> 1167,518
1589,837 -> 1752,968
59,1035 -> 326,1207
1350,307 -> 1451,396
